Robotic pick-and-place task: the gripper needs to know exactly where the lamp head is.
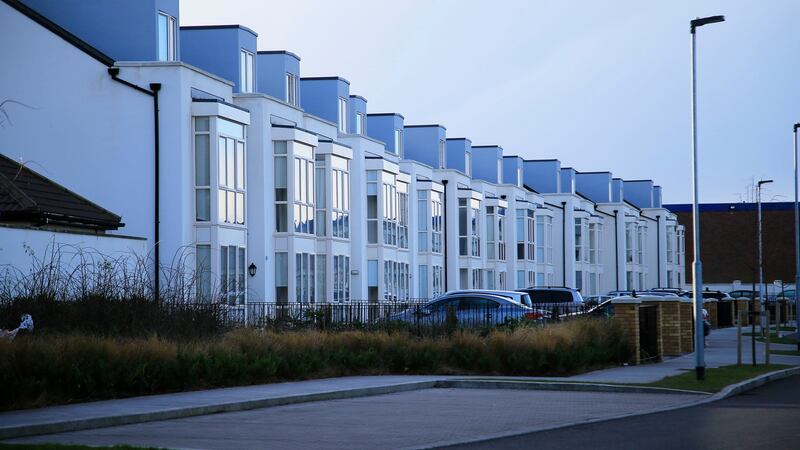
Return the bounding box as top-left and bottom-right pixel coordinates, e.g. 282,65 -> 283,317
690,15 -> 725,33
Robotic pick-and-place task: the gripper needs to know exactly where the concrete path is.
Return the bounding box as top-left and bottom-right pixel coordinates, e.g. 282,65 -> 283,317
0,376 -> 449,439
8,388 -> 704,450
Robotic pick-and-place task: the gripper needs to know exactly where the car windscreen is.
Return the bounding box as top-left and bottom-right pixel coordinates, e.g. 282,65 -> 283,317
525,289 -> 575,303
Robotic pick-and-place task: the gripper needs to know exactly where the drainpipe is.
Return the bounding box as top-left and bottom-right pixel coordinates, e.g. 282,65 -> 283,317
107,68 -> 161,303
656,215 -> 661,287
442,179 -> 449,292
562,202 -> 567,287
150,83 -> 162,303
614,209 -> 620,291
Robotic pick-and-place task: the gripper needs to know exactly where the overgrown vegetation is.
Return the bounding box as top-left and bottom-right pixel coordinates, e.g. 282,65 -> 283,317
0,318 -> 631,411
644,364 -> 792,393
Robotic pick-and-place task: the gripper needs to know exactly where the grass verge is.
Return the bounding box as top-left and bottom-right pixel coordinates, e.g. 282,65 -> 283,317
0,445 -> 162,450
0,318 -> 631,411
770,349 -> 800,356
644,364 -> 792,393
755,334 -> 798,345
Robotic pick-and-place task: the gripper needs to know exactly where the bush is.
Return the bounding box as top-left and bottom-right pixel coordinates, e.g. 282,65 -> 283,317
0,296 -> 230,340
0,318 -> 631,410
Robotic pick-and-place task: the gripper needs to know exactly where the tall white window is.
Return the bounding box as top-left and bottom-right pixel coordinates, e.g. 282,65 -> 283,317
295,253 -> 316,303
487,207 -> 497,260
367,171 -> 378,243
637,224 -> 645,265
486,270 -> 496,290
418,265 -> 429,298
516,209 -> 525,260
398,182 -> 409,249
667,225 -> 676,263
394,129 -> 404,157
383,174 -> 398,246
355,113 -> 366,135
315,156 -> 326,237
293,144 -> 315,235
333,255 -> 350,303
285,73 -> 299,106
220,246 -> 246,305
431,191 -> 443,253
338,97 -> 348,133
275,252 -> 288,302
195,244 -> 211,301
536,215 -> 553,264
432,265 -> 444,297
471,200 -> 480,257
575,218 -> 584,262
331,156 -> 350,239
216,118 -> 246,225
497,160 -> 503,183
498,208 -> 506,260
157,12 -> 177,61
589,223 -> 598,264
240,49 -> 254,93
274,141 -> 288,232
193,117 -> 211,221
625,222 -> 635,264
418,190 -> 429,252
438,139 -> 446,168
526,210 -> 535,261
316,255 -> 326,302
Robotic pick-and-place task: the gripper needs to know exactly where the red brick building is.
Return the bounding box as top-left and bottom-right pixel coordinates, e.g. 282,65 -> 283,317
665,202 -> 795,287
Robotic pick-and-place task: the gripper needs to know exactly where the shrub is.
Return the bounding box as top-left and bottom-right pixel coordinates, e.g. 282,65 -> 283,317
0,318 -> 630,411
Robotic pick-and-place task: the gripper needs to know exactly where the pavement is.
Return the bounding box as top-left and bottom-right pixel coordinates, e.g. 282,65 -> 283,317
448,374 -> 800,450
2,324 -> 799,448
8,388 -> 704,450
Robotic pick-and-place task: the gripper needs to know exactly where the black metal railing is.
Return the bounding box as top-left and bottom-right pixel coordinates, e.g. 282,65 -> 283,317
221,301 -> 593,331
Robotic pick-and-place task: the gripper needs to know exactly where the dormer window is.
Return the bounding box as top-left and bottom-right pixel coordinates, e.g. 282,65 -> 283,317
157,12 -> 177,61
497,160 -> 503,183
438,140 -> 446,169
240,50 -> 254,93
465,152 -> 471,177
338,97 -> 348,133
285,73 -> 299,106
355,112 -> 366,135
394,129 -> 404,157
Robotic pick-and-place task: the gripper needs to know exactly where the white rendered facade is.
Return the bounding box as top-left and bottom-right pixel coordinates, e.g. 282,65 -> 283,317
0,0 -> 686,304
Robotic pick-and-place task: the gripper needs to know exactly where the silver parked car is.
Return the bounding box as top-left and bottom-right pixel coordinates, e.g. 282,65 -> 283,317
390,293 -> 545,327
442,289 -> 533,308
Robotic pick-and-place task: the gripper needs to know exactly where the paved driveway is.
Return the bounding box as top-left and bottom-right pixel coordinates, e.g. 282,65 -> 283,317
10,388 -> 702,450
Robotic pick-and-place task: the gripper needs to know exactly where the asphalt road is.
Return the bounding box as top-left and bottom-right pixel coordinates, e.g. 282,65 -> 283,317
445,375 -> 800,450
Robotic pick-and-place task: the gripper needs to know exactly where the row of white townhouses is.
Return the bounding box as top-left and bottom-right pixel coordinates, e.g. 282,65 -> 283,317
0,0 -> 686,303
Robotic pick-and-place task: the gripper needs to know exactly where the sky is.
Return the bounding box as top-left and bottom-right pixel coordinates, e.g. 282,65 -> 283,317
181,0 -> 800,205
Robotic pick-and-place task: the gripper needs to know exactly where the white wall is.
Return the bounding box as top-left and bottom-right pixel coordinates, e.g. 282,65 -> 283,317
0,226 -> 148,282
0,2 -> 154,243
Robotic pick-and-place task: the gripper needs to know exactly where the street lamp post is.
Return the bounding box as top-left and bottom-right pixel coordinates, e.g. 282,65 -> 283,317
794,124 -> 800,351
757,179 -> 773,335
689,14 -> 724,381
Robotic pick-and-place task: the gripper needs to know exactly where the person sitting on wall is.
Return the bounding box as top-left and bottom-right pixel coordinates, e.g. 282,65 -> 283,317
0,314 -> 34,341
